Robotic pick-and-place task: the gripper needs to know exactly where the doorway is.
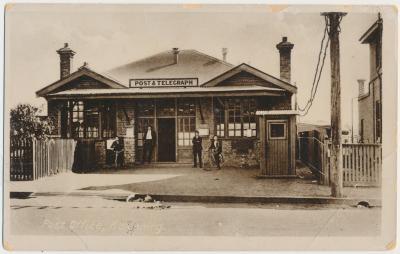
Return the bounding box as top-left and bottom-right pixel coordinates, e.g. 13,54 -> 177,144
265,119 -> 289,175
157,118 -> 176,162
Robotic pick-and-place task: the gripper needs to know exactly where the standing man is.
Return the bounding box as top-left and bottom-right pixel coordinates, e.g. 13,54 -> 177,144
192,130 -> 203,168
209,135 -> 222,170
142,125 -> 156,164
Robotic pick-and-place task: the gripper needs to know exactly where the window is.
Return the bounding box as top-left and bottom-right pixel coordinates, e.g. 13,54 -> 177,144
70,101 -> 84,138
177,99 -> 196,147
84,103 -> 100,138
65,100 -> 103,139
137,118 -> 155,147
376,101 -> 382,142
214,99 -> 225,137
178,118 -> 195,146
102,103 -> 116,138
137,99 -> 155,117
136,100 -> 156,147
177,99 -> 195,116
224,98 -> 257,138
269,122 -> 286,139
242,98 -> 257,137
227,98 -> 242,137
156,99 -> 175,117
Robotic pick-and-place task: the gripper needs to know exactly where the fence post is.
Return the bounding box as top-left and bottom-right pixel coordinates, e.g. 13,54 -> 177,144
32,138 -> 36,180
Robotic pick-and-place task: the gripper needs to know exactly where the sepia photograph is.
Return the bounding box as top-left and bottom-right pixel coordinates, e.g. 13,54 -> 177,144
2,3 -> 397,251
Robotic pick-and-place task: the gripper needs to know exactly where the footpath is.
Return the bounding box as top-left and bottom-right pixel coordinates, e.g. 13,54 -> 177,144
9,163 -> 381,207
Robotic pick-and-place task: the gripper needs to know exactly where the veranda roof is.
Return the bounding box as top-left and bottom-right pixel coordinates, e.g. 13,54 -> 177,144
47,85 -> 286,99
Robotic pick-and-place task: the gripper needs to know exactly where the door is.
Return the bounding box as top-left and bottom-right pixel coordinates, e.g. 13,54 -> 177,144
266,120 -> 289,175
157,118 -> 176,162
72,139 -> 96,172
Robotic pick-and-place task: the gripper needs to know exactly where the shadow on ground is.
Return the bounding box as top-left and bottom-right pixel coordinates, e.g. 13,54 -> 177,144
80,163 -> 337,197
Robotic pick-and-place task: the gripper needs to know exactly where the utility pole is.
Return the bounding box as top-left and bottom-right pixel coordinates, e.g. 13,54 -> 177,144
322,12 -> 346,197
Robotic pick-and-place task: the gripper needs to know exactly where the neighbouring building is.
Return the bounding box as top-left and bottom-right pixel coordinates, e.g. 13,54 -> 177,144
36,37 -> 298,176
358,14 -> 383,144
297,122 -> 353,178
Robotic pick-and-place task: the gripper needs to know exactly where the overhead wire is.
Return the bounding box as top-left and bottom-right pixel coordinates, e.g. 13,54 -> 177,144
301,17 -> 330,116
298,16 -> 329,113
298,15 -> 344,117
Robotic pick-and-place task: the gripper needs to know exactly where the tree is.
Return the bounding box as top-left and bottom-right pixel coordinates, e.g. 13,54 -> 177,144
10,104 -> 55,139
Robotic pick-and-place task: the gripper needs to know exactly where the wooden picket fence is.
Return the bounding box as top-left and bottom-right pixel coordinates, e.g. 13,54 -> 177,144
10,137 -> 34,181
342,143 -> 381,186
299,137 -> 382,187
10,137 -> 76,181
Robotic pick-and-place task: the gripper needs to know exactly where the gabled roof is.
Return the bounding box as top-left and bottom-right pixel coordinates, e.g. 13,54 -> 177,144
201,63 -> 297,94
359,16 -> 383,44
38,49 -> 296,98
105,49 -> 234,86
36,65 -> 126,97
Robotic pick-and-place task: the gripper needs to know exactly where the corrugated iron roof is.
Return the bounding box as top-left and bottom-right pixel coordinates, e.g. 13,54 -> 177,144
49,85 -> 284,96
105,49 -> 234,86
38,48 -> 296,98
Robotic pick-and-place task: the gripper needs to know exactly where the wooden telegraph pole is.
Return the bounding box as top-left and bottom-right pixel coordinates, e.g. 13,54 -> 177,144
322,12 -> 346,197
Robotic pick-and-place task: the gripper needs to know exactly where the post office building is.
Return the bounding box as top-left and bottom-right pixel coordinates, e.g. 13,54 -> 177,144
36,37 -> 298,177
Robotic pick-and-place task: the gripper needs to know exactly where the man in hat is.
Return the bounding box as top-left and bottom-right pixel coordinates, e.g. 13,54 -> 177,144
142,125 -> 156,164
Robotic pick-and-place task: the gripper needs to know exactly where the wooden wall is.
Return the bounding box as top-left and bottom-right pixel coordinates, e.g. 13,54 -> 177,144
259,114 -> 296,177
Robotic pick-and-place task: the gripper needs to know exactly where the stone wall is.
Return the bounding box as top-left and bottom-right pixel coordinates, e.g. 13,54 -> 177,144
94,140 -> 106,167
258,95 -> 292,110
123,137 -> 135,167
116,101 -> 135,137
202,138 -> 260,169
116,100 -> 136,166
195,95 -> 290,169
196,97 -> 214,135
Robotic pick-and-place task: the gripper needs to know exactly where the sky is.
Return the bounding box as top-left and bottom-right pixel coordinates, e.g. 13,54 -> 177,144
5,4 -> 383,131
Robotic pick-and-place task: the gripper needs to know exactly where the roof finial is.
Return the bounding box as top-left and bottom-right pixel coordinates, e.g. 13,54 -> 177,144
79,61 -> 89,70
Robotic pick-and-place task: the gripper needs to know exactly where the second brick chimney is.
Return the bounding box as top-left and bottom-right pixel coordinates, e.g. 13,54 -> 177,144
276,37 -> 294,83
222,48 -> 228,62
57,43 -> 75,79
357,79 -> 366,97
172,48 -> 180,64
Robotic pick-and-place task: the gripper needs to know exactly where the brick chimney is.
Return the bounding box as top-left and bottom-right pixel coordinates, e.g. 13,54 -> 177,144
276,37 -> 294,83
357,79 -> 366,97
172,48 -> 179,64
56,43 -> 75,79
222,48 -> 228,62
